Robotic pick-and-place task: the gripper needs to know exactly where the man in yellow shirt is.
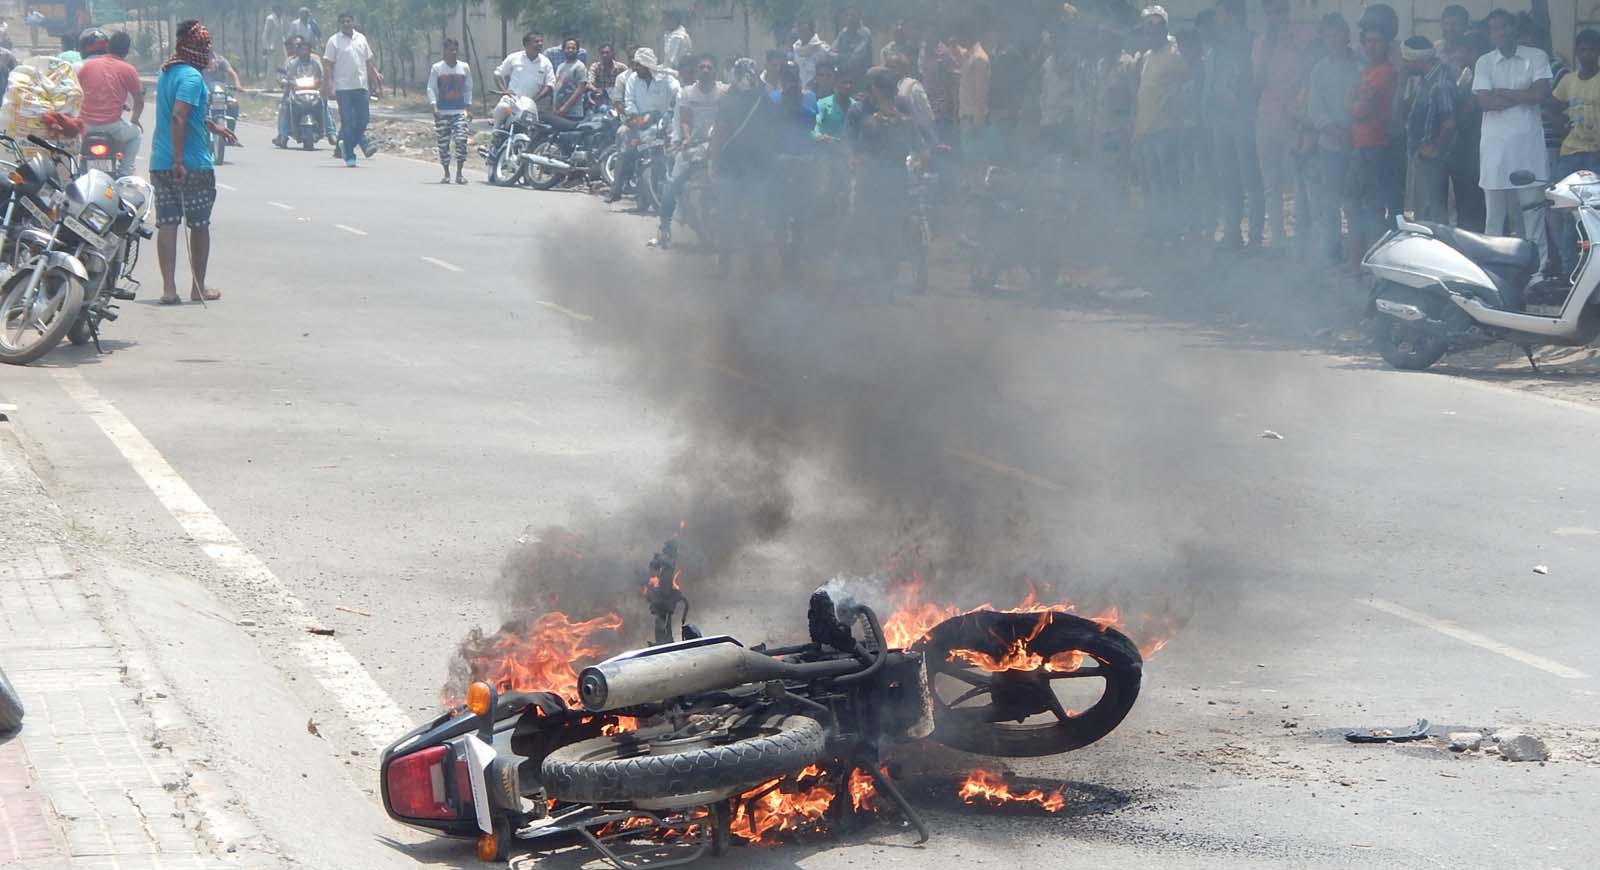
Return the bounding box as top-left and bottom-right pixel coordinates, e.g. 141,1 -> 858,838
1552,28 -> 1600,270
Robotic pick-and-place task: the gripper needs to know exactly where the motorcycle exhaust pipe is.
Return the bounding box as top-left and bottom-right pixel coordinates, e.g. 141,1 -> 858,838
522,153 -> 574,172
578,639 -> 861,712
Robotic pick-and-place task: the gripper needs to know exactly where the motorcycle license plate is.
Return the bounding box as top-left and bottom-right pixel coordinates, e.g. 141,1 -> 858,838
62,214 -> 106,248
20,197 -> 49,225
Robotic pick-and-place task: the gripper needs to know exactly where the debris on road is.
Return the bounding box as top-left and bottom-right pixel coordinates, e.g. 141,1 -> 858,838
1260,430 -> 1284,440
306,626 -> 336,636
306,718 -> 321,738
1345,719 -> 1429,743
1098,287 -> 1154,301
1494,731 -> 1549,762
236,617 -> 257,627
1446,731 -> 1484,752
334,605 -> 371,617
1533,564 -> 1550,575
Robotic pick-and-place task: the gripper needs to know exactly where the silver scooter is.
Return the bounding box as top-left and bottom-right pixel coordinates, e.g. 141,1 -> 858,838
1362,169 -> 1600,370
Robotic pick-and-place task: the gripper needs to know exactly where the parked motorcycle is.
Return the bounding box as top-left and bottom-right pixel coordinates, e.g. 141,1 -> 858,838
628,115 -> 670,212
209,83 -> 239,165
523,101 -> 621,191
966,163 -> 1066,295
380,545 -> 1142,864
0,136 -> 152,365
672,140 -> 716,246
1363,168 -> 1600,371
0,665 -> 21,732
483,94 -> 540,187
280,74 -> 328,150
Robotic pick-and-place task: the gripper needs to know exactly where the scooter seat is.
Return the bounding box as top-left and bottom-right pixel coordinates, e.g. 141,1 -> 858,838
1420,222 -> 1540,274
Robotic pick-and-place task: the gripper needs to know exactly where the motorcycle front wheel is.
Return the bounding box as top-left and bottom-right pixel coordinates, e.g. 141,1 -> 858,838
636,153 -> 666,212
0,666 -> 21,732
525,139 -> 566,191
919,610 -> 1143,757
488,140 -> 526,187
0,268 -> 84,366
541,711 -> 824,804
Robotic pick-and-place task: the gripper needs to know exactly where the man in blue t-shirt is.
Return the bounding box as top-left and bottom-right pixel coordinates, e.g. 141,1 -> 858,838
150,19 -> 237,305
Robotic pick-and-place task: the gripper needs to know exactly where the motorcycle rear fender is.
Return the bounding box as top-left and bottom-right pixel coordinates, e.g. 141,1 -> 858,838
1364,231 -> 1497,292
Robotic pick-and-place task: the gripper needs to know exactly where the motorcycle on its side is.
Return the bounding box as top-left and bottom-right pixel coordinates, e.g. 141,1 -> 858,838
209,84 -> 240,165
483,95 -> 540,187
1363,168 -> 1600,371
379,546 -> 1143,864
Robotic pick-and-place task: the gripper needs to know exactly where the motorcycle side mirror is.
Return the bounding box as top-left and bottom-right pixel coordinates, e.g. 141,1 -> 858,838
1510,170 -> 1537,186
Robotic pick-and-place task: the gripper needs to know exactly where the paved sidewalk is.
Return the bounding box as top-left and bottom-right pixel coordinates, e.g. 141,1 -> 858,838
0,425 -> 251,870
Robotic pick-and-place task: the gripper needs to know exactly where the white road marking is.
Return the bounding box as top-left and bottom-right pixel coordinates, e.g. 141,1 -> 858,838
50,370 -> 415,753
944,446 -> 1068,492
268,201 -> 293,210
334,223 -> 368,237
533,300 -> 592,322
421,256 -> 463,273
216,182 -> 236,192
1362,598 -> 1589,679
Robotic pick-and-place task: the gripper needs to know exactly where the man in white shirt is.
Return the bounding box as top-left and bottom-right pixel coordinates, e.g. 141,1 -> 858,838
262,5 -> 282,63
652,54 -> 725,248
662,10 -> 692,74
323,13 -> 382,167
493,30 -> 554,127
791,17 -> 830,91
606,48 -> 680,205
1474,7 -> 1553,288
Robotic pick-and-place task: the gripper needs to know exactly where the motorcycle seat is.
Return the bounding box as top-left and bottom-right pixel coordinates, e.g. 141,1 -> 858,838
1420,222 -> 1539,274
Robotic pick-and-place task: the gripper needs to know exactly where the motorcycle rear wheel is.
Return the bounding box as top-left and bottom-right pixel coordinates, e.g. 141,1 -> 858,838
1374,315 -> 1446,370
0,269 -> 84,366
919,610 -> 1143,757
598,146 -> 620,190
0,666 -> 23,732
540,712 -> 824,804
525,140 -> 566,191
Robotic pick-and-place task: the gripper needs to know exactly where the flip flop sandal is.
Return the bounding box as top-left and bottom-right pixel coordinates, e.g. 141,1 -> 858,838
159,295 -> 181,305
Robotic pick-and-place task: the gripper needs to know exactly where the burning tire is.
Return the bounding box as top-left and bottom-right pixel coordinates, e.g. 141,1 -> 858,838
919,611 -> 1142,757
540,711 -> 824,804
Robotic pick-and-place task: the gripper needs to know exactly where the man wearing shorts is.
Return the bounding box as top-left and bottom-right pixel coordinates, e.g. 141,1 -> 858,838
150,20 -> 236,304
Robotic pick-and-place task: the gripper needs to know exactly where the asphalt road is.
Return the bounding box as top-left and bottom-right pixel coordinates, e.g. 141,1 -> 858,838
2,121 -> 1599,870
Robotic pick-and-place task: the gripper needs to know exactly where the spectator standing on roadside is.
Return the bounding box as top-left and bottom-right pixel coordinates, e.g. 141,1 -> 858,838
150,20 -> 236,305
590,43 -> 623,106
956,28 -> 992,159
1525,13 -> 1570,275
761,48 -> 786,92
1040,28 -> 1077,156
1254,0 -> 1308,248
427,37 -> 471,184
1347,14 -> 1399,257
78,28 -> 144,177
814,69 -> 853,143
203,52 -> 242,89
494,32 -> 553,125
262,5 -> 283,64
549,37 -> 589,130
881,19 -> 918,76
1304,12 -> 1360,263
1401,36 -> 1457,222
771,61 -> 817,155
1438,5 -> 1470,53
286,7 -> 319,46
663,9 -> 692,74
792,17 -> 830,91
1135,6 -> 1189,242
651,54 -> 724,250
1204,0 -> 1265,250
324,12 -> 382,167
1475,6 -> 1552,291
922,31 -> 960,148
1551,29 -> 1600,271
887,51 -> 937,147
811,60 -> 837,107
834,6 -> 874,83
1444,33 -> 1487,231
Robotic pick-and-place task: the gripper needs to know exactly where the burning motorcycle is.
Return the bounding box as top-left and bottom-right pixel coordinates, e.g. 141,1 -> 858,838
381,545 -> 1143,866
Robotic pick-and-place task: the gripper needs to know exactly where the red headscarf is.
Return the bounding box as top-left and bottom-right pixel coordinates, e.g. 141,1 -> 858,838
162,21 -> 213,71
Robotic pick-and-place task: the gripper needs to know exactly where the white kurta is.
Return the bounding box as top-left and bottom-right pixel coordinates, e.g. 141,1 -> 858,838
1473,45 -> 1552,190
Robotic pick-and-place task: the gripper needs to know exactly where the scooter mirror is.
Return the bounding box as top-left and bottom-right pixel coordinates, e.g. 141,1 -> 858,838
1510,170 -> 1537,186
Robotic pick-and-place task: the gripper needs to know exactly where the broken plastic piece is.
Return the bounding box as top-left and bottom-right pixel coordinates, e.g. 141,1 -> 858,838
1345,718 -> 1429,743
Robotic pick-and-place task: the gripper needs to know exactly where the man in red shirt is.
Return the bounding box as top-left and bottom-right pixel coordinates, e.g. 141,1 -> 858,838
76,27 -> 144,177
1348,18 -> 1400,255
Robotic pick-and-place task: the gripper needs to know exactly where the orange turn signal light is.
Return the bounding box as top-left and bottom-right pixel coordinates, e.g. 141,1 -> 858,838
466,680 -> 493,716
476,832 -> 501,861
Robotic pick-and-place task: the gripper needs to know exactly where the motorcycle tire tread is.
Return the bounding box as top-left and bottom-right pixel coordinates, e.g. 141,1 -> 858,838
0,666 -> 24,732
539,712 -> 824,804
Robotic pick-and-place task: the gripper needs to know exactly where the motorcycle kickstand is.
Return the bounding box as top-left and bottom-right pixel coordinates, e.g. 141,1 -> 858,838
857,759 -> 929,844
1521,344 -> 1540,373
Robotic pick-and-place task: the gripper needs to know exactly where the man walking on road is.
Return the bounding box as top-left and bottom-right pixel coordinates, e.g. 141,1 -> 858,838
77,27 -> 143,177
324,13 -> 382,168
428,37 -> 471,184
150,20 -> 236,304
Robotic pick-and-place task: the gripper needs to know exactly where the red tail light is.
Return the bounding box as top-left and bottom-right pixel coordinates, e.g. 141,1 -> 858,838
385,746 -> 458,819
87,143 -> 110,157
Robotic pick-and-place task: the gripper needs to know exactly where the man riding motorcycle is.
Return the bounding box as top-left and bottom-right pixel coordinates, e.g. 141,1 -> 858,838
273,35 -> 336,148
76,27 -> 144,177
605,47 -> 680,205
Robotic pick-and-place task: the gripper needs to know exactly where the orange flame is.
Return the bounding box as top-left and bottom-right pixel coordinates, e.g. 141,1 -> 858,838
957,768 -> 1065,813
729,764 -> 838,843
464,611 -> 623,706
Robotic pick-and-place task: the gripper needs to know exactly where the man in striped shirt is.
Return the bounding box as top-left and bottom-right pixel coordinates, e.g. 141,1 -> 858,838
427,37 -> 472,184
